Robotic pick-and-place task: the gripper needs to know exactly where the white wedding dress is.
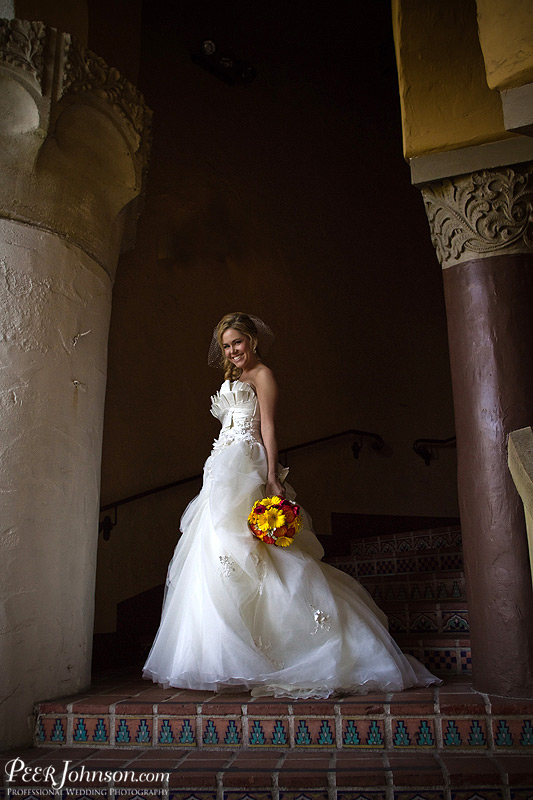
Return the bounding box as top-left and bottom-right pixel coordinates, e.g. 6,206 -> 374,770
143,379 -> 440,697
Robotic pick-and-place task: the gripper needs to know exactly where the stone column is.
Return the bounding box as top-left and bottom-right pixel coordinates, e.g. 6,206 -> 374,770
0,20 -> 151,749
421,163 -> 533,697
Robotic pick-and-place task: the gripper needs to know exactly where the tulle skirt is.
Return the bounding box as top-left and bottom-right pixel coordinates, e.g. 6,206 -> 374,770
143,439 -> 440,697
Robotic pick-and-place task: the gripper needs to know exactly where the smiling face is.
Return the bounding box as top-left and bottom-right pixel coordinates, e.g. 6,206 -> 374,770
221,327 -> 257,373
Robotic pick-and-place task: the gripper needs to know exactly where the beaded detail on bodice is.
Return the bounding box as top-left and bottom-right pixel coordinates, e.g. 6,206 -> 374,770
210,380 -> 261,451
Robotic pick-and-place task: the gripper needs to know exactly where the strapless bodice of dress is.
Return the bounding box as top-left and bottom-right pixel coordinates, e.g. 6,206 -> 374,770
210,379 -> 262,451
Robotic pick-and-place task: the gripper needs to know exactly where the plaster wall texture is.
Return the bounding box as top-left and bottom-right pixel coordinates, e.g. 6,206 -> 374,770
0,218 -> 112,749
392,0 -> 509,159
476,0 -> 533,91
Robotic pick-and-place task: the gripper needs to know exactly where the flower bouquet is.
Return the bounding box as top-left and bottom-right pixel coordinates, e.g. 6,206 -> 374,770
248,495 -> 302,547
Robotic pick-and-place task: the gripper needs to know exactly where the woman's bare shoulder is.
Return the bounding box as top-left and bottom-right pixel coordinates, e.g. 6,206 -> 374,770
252,363 -> 277,387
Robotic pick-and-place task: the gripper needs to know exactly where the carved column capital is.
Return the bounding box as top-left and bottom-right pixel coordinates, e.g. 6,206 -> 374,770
421,163 -> 533,268
0,19 -> 152,275
0,18 -> 46,88
60,34 -> 151,158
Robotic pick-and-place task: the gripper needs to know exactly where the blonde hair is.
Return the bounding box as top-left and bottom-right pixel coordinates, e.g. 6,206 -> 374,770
216,312 -> 259,380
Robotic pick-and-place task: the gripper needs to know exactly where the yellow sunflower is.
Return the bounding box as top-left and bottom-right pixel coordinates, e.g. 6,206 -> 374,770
256,507 -> 286,532
275,536 -> 293,547
264,495 -> 284,508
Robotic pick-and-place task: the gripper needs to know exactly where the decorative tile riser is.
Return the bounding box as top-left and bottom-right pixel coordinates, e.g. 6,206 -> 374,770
396,636 -> 472,675
359,571 -> 466,604
35,708 -> 532,752
384,602 -> 469,636
328,548 -> 463,579
349,527 -> 462,557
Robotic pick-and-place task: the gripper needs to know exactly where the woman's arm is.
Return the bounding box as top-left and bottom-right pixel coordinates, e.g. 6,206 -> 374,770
254,367 -> 285,498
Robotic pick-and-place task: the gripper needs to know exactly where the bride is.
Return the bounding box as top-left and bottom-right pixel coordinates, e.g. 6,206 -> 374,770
142,312 -> 440,697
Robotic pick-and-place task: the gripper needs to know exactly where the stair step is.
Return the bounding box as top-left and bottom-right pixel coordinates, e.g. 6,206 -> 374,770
350,525 -> 462,557
384,600 -> 469,636
2,746 -> 533,796
361,570 -> 466,603
327,546 -> 463,578
395,634 -> 472,675
32,672 -> 533,755
2,746 -> 532,796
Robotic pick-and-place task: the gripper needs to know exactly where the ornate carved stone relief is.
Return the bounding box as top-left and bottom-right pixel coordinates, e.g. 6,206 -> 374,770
421,163 -> 533,268
0,21 -> 152,270
61,35 -> 151,153
0,18 -> 46,89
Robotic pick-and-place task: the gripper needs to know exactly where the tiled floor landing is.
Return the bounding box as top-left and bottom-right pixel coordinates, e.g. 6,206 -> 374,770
33,672 -> 533,754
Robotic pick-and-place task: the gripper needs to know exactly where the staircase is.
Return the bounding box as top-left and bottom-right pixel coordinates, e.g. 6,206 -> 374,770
324,523 -> 471,676
4,523 -> 533,798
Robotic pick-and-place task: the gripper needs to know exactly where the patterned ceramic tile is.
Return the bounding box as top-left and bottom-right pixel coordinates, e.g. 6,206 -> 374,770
440,553 -> 463,569
224,794 -> 272,800
278,794 -> 329,800
293,717 -> 335,746
414,537 -> 431,550
397,558 -> 418,573
441,718 -> 489,748
391,718 -> 436,748
38,715 -> 68,744
493,718 -> 533,749
356,561 -> 377,577
157,717 -> 196,745
442,612 -> 469,633
421,648 -> 459,672
396,539 -> 413,553
388,613 -> 409,633
202,717 -> 241,745
376,559 -> 396,575
394,793 -> 445,800
458,649 -> 472,672
115,717 -> 153,745
418,555 -> 440,572
450,792 -> 504,800
337,794 -> 387,800
409,612 -> 439,633
73,716 -> 110,744
342,718 -> 385,748
248,718 -> 289,746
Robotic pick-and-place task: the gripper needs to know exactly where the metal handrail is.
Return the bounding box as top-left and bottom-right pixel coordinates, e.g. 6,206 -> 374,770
413,436 -> 456,466
99,428 -> 384,540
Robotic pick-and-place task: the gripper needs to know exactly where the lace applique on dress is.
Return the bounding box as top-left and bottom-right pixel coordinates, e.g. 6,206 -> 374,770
212,417 -> 259,453
310,607 -> 331,635
254,635 -> 285,669
251,552 -> 266,595
219,555 -> 236,577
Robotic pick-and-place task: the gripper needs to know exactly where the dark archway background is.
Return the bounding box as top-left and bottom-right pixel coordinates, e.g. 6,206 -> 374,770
92,0 -> 458,635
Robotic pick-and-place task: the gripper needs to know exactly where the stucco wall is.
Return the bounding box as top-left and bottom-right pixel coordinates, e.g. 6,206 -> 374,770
392,0 -> 510,159
477,0 -> 533,91
0,219 -> 112,747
